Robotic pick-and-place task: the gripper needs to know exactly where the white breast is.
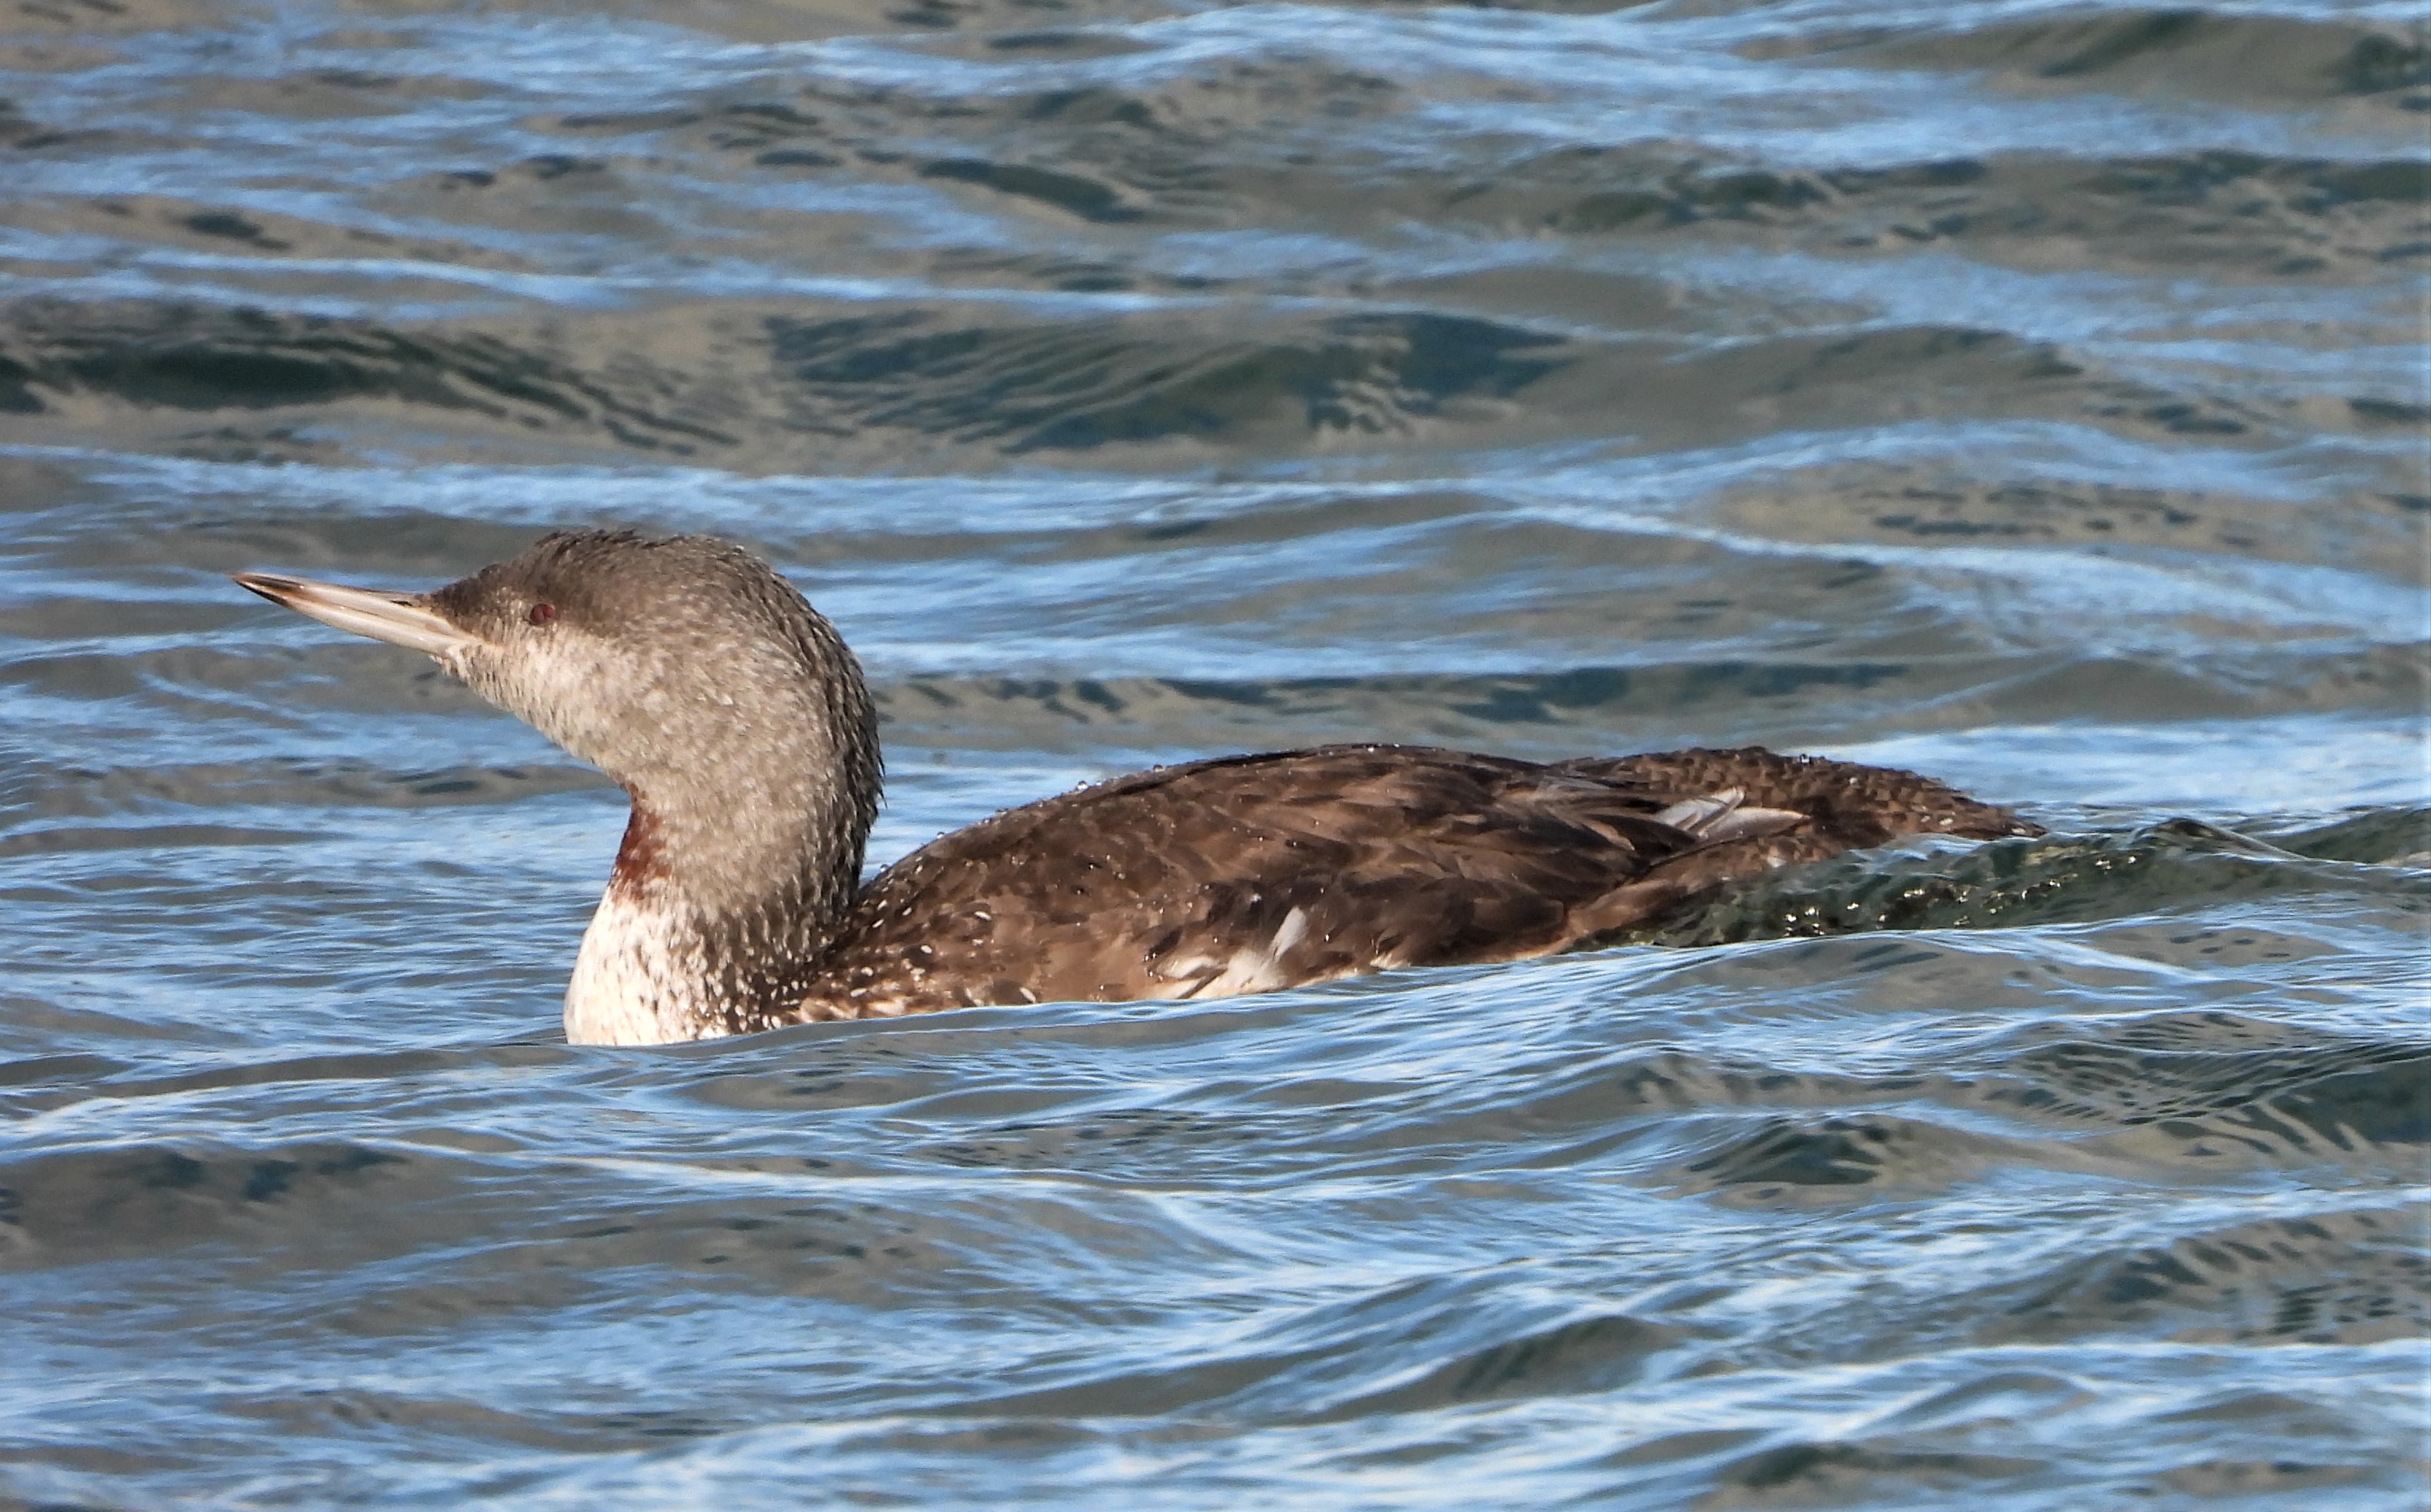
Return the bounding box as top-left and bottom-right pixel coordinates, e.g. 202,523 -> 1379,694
564,894 -> 721,1046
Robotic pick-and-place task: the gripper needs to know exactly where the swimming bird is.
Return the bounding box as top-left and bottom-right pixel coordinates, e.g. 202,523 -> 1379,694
234,529 -> 2040,1046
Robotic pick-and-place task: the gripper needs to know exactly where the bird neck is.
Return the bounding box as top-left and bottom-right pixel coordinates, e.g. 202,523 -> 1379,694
562,700 -> 880,1048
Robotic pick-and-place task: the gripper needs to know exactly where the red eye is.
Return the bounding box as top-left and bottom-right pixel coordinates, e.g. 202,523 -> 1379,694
529,602 -> 557,626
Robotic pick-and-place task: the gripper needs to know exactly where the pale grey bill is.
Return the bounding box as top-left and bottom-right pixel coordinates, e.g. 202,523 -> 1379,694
231,572 -> 486,659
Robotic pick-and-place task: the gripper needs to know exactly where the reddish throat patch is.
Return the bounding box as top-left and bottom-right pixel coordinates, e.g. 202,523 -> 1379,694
610,797 -> 670,898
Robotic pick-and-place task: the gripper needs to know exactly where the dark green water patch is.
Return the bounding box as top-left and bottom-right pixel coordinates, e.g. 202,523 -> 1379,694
1636,818 -> 2424,947
0,302 -> 734,453
767,307 -> 1568,450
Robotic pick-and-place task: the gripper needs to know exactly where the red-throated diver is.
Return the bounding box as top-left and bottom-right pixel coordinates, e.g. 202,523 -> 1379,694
234,529 -> 2040,1047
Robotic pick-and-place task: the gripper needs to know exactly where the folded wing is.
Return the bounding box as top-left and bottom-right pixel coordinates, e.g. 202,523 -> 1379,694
805,743 -> 2038,1018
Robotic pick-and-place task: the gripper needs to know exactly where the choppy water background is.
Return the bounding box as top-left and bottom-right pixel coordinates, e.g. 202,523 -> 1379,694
1,0 -> 2426,1506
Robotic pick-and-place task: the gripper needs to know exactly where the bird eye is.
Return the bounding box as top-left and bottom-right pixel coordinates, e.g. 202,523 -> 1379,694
529,602 -> 557,626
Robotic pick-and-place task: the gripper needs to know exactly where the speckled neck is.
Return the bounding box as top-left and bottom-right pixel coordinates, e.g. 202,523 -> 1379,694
540,549 -> 882,1045
565,751 -> 877,1046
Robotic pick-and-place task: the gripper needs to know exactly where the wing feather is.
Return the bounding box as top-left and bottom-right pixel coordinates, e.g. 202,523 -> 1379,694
800,742 -> 2036,1018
